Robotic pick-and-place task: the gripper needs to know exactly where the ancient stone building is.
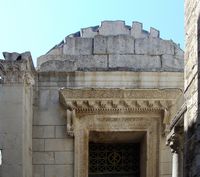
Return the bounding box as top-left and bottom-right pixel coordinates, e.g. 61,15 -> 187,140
0,20 -> 185,177
2,2 -> 200,176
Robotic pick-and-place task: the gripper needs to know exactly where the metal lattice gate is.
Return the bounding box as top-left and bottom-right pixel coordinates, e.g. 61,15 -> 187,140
89,143 -> 140,177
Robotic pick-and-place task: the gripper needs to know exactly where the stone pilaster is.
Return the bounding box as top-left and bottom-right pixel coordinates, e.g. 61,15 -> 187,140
0,52 -> 35,177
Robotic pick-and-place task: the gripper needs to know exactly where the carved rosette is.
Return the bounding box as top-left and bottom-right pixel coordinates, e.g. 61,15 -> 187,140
59,88 -> 183,136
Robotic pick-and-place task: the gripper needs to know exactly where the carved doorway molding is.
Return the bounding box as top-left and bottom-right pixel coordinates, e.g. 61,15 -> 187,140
59,88 -> 182,177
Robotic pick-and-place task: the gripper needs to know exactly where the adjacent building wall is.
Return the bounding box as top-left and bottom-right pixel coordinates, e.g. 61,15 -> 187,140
184,0 -> 200,176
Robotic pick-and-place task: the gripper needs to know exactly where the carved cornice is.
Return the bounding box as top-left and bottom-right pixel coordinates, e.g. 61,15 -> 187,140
63,99 -> 172,114
59,88 -> 183,136
60,88 -> 182,114
0,52 -> 35,84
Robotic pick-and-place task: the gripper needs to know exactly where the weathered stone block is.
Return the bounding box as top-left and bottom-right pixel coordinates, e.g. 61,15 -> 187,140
33,165 -> 44,177
63,37 -> 93,55
107,35 -> 134,54
131,22 -> 148,38
150,27 -> 160,38
55,152 -> 74,164
161,54 -> 184,71
109,54 -> 161,71
0,164 -> 22,177
33,139 -> 45,151
93,35 -> 107,54
55,126 -> 67,138
135,38 -> 174,55
2,149 -> 22,164
40,60 -> 77,72
33,152 -> 54,164
45,139 -> 73,151
99,21 -> 130,36
94,35 -> 134,54
34,89 -> 66,126
174,44 -> 184,58
75,55 -> 107,70
33,126 -> 55,138
81,26 -> 98,37
45,165 -> 73,177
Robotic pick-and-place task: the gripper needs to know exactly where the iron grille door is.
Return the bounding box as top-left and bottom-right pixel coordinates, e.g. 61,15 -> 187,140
89,143 -> 140,177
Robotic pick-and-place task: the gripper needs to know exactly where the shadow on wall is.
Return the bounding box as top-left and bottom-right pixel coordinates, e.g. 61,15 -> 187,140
184,15 -> 200,177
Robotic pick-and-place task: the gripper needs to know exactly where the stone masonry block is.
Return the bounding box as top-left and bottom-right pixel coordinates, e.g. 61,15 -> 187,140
150,27 -> 160,38
33,126 -> 55,138
33,139 -> 45,151
135,38 -> 174,55
131,22 -> 148,38
45,165 -> 73,177
81,26 -> 98,37
174,43 -> 184,58
63,37 -> 93,55
55,152 -> 74,165
34,110 -> 66,126
33,165 -> 44,177
55,126 -> 67,138
161,54 -> 184,71
33,152 -> 54,164
107,35 -> 134,54
3,149 -> 22,164
109,54 -> 161,71
75,55 -> 107,70
94,35 -> 134,54
99,21 -> 130,36
93,35 -> 107,54
40,60 -> 77,72
0,164 -> 22,177
45,139 -> 73,151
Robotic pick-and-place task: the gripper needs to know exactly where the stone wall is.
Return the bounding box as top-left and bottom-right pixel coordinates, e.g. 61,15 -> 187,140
184,0 -> 200,176
37,21 -> 183,73
32,84 -> 74,177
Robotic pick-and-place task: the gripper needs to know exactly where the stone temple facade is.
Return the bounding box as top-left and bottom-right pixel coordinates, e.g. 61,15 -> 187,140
0,1 -> 199,176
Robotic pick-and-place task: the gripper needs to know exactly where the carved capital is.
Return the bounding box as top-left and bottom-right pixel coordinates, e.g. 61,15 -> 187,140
0,52 -> 35,85
167,126 -> 183,153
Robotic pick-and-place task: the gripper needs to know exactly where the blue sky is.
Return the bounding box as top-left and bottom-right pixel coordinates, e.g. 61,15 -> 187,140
0,0 -> 184,65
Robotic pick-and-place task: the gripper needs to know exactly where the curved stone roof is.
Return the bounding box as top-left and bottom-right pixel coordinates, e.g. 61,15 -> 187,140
38,20 -> 184,72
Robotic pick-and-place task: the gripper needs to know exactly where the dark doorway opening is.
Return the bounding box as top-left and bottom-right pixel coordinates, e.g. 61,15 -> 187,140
89,142 -> 140,177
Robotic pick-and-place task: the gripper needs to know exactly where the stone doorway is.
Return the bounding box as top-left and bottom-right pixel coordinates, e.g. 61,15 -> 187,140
89,131 -> 146,177
89,142 -> 140,177
59,88 -> 182,177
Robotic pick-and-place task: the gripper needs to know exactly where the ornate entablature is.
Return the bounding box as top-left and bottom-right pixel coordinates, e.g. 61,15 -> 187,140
59,88 -> 183,177
59,88 -> 183,136
0,52 -> 35,84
